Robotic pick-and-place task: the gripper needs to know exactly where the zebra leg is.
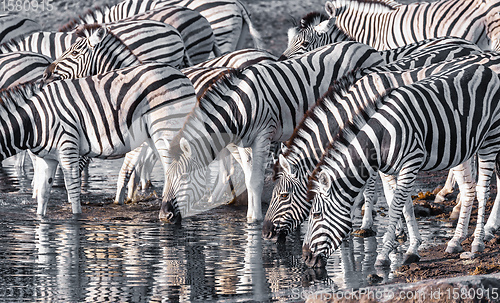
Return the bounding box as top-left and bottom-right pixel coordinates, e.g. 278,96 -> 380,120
375,164 -> 421,267
434,169 -> 456,203
484,173 -> 500,240
471,155 -> 497,253
353,174 -> 377,237
115,146 -> 144,204
445,162 -> 476,254
34,157 -> 59,216
241,136 -> 271,223
139,148 -> 157,190
58,152 -> 83,214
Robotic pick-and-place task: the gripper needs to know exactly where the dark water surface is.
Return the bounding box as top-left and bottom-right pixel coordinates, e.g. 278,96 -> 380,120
0,157 -> 452,302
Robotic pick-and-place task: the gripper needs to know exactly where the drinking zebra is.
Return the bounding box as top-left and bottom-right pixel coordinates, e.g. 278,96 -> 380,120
59,0 -> 262,54
0,20 -> 189,68
303,61 -> 500,268
263,38 -> 484,244
158,42 -> 389,224
0,62 -> 197,216
281,0 -> 499,59
114,49 -> 278,205
0,14 -> 40,44
60,5 -> 219,64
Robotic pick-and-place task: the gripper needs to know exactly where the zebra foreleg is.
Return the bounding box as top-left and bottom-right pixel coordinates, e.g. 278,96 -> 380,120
484,154 -> 500,240
445,162 -> 476,254
375,163 -> 422,267
240,136 -> 271,223
58,151 -> 82,215
34,157 -> 59,216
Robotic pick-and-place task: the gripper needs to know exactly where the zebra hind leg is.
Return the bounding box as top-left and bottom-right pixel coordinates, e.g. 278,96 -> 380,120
484,153 -> 500,241
445,162 -> 476,254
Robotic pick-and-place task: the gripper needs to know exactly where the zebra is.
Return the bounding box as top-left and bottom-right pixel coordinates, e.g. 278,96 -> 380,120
42,24 -> 141,83
60,5 -> 219,64
59,0 -> 262,54
263,38 -> 485,244
0,20 -> 189,68
0,51 -> 51,88
487,7 -> 500,51
114,49 -> 278,205
158,41 -> 391,224
281,0 -> 499,59
0,62 -> 197,216
303,62 -> 500,268
325,0 -> 498,50
0,14 -> 40,44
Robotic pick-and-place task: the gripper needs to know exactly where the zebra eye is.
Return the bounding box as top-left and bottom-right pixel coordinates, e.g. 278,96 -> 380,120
71,50 -> 79,56
280,193 -> 289,199
180,173 -> 189,181
302,41 -> 310,47
312,212 -> 322,220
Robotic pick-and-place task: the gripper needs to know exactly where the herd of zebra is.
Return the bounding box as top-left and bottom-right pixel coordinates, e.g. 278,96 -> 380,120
2,0 -> 500,270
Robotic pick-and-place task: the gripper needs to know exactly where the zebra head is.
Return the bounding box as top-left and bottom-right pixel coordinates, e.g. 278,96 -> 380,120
43,25 -> 109,83
280,12 -> 351,60
303,169 -> 352,268
263,154 -> 310,243
160,137 -> 209,224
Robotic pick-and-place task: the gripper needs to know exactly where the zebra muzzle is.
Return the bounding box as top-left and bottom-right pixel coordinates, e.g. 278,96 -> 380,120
302,243 -> 327,268
159,198 -> 182,224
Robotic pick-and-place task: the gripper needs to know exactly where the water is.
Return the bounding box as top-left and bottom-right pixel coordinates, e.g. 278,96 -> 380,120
0,156 -> 453,302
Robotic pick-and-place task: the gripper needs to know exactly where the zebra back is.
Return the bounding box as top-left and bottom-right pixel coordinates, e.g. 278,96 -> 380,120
263,41 -> 485,240
325,0 -> 498,50
0,52 -> 51,89
0,14 -> 40,44
61,5 -> 216,64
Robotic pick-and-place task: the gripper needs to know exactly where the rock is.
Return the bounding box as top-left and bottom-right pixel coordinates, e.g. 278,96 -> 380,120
460,252 -> 477,259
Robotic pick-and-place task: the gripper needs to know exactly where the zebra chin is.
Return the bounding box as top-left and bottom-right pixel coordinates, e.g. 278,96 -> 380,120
159,198 -> 182,224
262,219 -> 287,244
302,244 -> 327,268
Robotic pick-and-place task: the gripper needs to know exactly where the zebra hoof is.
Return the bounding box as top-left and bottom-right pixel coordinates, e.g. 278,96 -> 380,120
374,257 -> 391,267
471,241 -> 485,253
484,227 -> 497,241
352,228 -> 376,238
403,253 -> 420,265
445,242 -> 464,254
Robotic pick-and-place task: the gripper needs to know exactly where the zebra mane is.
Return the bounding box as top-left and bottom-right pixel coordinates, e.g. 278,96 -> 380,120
273,68 -> 361,179
0,81 -> 40,110
58,6 -> 108,32
331,0 -> 400,15
74,23 -> 104,38
299,12 -> 329,29
168,67 -> 245,159
0,32 -> 32,52
306,86 -> 394,202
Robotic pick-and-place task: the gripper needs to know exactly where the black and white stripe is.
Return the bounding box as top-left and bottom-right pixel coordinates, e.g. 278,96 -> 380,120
0,51 -> 51,88
303,57 -> 500,268
158,42 -> 389,224
281,0 -> 499,59
0,20 -> 187,68
0,62 -> 197,217
61,5 -> 218,64
263,37 -> 484,243
60,0 -> 262,54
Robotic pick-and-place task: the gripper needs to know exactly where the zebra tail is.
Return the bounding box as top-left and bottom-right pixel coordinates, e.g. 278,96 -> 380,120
235,0 -> 264,49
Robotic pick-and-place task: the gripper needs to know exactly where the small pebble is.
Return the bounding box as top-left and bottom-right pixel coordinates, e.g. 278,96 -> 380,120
460,252 -> 477,259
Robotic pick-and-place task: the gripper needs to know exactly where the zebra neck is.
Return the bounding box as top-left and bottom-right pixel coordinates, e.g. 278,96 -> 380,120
95,33 -> 141,72
0,32 -> 74,60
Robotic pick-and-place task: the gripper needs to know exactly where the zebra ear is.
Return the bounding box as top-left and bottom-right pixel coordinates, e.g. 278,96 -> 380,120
318,171 -> 331,192
314,18 -> 336,34
89,26 -> 108,47
179,137 -> 192,157
325,1 -> 337,17
279,154 -> 292,175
